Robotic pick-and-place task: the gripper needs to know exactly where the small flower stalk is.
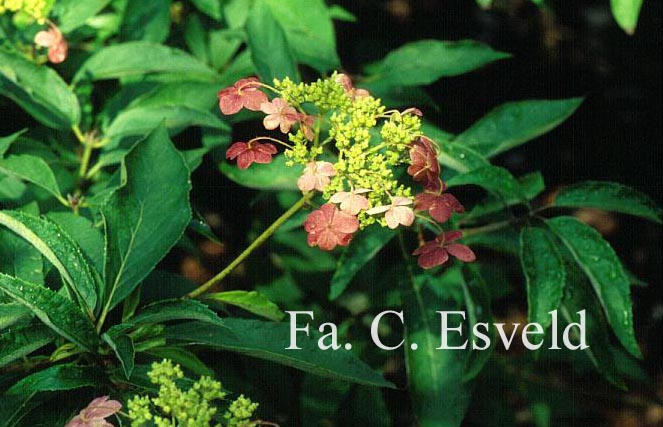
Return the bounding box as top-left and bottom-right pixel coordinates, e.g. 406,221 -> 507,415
218,72 -> 475,268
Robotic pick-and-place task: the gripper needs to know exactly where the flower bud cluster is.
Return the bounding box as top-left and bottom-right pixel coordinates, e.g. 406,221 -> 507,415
0,0 -> 54,23
127,360 -> 259,427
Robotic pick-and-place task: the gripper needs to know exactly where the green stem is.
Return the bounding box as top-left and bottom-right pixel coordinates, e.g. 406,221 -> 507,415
187,192 -> 315,299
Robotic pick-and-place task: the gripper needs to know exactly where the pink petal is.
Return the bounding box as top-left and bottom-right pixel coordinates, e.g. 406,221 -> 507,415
236,151 -> 255,169
442,231 -> 463,243
219,94 -> 243,115
48,41 -> 68,64
394,206 -> 415,227
64,416 -> 85,427
340,194 -> 369,215
366,205 -> 390,215
85,399 -> 122,419
391,196 -> 413,207
417,248 -> 449,269
330,210 -> 359,234
412,241 -> 438,256
316,229 -> 339,251
263,114 -> 281,130
446,243 -> 476,262
385,210 -> 400,229
226,142 -> 248,160
316,162 -> 337,177
429,202 -> 452,223
313,175 -> 331,191
260,101 -> 278,115
242,90 -> 268,111
329,192 -> 351,204
255,143 -> 277,155
297,174 -> 317,192
34,30 -> 56,47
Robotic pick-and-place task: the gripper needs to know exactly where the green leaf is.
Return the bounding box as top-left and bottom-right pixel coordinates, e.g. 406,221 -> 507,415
0,50 -> 81,130
611,0 -> 644,34
102,125 -> 192,311
454,98 -> 583,158
0,325 -> 55,368
0,274 -> 98,352
467,172 -> 545,221
46,212 -> 105,274
0,303 -> 31,329
329,227 -> 396,300
328,4 -> 357,22
6,365 -> 100,395
53,0 -> 112,32
219,155 -> 303,190
553,181 -> 662,224
520,226 -> 565,330
364,40 -> 510,87
104,105 -> 229,140
121,0 -> 171,43
191,0 -> 222,20
265,0 -> 340,72
446,165 -> 526,202
0,211 -> 100,315
547,216 -> 641,358
403,274 -> 472,427
130,299 -> 225,326
0,130 -> 27,157
0,155 -> 64,201
206,290 -> 285,321
166,320 -> 394,388
0,206 -> 43,285
102,332 -> 135,379
246,1 -> 299,83
461,264 -> 495,381
73,42 -> 218,83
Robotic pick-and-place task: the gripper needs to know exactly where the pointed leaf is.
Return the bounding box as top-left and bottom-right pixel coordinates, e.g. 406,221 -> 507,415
0,274 -> 98,352
520,226 -> 565,330
0,210 -> 99,314
0,155 -> 64,200
102,332 -> 135,379
0,51 -> 81,129
403,274 -> 472,427
0,324 -> 55,368
73,42 -> 218,83
206,290 -> 285,321
553,181 -> 662,224
246,1 -> 299,83
0,303 -> 32,329
6,365 -> 100,395
455,98 -> 583,158
102,125 -> 191,310
265,0 -> 340,72
446,165 -> 526,202
547,216 -> 641,358
54,0 -> 112,32
166,319 -> 394,388
364,40 -> 510,87
130,299 -> 225,326
330,227 -> 396,300
0,129 -> 27,157
611,0 -> 643,34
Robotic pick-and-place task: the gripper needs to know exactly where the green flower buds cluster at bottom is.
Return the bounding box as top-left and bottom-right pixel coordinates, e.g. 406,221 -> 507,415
127,360 -> 259,427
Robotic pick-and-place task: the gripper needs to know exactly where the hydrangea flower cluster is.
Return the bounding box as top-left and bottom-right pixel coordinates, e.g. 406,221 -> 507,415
127,360 -> 259,427
218,73 -> 475,269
